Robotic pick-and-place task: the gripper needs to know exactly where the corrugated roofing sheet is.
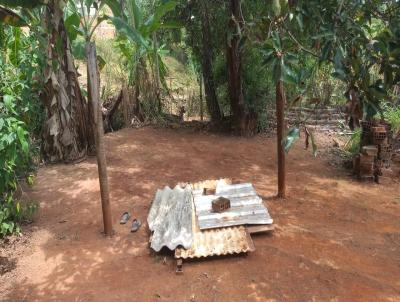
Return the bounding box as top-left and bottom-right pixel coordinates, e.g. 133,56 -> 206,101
175,225 -> 254,259
194,181 -> 273,230
147,185 -> 193,252
149,179 -> 272,259
175,187 -> 254,260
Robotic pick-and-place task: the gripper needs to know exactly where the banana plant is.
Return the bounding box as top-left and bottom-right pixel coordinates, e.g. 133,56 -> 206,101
106,0 -> 179,115
108,0 -> 178,49
65,0 -> 116,43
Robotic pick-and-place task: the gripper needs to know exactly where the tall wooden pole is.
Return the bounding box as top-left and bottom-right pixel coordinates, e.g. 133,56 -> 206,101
199,74 -> 204,121
87,42 -> 113,235
276,80 -> 286,198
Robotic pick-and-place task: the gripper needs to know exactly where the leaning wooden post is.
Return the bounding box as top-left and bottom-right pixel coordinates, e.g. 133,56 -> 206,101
276,79 -> 286,198
87,42 -> 113,235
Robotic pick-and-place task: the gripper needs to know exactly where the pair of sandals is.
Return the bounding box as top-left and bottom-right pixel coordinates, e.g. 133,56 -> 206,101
120,212 -> 141,232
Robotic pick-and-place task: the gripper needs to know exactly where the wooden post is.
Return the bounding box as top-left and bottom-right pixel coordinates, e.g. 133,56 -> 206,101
276,80 -> 286,198
87,42 -> 113,236
199,74 -> 204,121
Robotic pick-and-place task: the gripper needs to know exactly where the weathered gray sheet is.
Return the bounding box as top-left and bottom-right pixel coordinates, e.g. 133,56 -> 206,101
194,182 -> 273,230
148,185 -> 193,252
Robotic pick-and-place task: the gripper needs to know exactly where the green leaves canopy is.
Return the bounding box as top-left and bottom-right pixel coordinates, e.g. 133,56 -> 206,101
107,0 -> 178,51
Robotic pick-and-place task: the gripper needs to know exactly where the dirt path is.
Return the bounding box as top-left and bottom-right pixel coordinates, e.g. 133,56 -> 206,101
1,127 -> 399,302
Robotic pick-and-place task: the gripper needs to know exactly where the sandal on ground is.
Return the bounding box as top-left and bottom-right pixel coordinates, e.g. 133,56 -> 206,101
120,212 -> 131,224
131,219 -> 141,232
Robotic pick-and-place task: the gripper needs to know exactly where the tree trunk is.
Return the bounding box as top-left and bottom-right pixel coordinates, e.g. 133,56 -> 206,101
122,84 -> 131,127
153,32 -> 162,113
200,2 -> 222,122
103,90 -> 123,132
41,1 -> 94,163
276,80 -> 286,198
227,0 -> 255,135
87,42 -> 113,236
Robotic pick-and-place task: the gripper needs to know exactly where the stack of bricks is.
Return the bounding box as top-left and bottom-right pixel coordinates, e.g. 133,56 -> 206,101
354,120 -> 393,182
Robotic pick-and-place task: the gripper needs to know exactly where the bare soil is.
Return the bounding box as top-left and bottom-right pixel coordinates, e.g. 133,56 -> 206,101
1,127 -> 399,302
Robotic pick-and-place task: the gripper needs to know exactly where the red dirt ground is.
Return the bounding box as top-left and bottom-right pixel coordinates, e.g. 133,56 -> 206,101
1,127 -> 400,302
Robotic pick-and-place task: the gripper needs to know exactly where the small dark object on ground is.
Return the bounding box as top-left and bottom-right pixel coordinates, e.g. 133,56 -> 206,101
0,256 -> 16,275
212,197 -> 231,213
131,219 -> 141,232
120,212 -> 131,224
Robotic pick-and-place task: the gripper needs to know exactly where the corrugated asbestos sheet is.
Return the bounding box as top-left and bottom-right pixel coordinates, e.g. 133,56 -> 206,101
175,188 -> 255,259
147,185 -> 193,252
194,181 -> 273,230
175,226 -> 254,259
149,179 -> 272,259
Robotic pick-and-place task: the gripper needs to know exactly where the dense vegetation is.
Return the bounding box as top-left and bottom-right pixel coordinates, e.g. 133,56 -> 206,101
0,0 -> 399,235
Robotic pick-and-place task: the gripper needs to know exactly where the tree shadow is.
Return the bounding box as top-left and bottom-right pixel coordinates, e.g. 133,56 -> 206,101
3,127 -> 400,301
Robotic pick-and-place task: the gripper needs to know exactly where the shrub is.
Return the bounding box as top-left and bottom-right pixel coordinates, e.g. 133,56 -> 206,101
384,105 -> 400,133
344,128 -> 362,155
0,28 -> 41,237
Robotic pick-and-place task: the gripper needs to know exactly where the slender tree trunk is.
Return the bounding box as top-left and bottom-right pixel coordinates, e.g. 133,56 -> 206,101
41,1 -> 94,163
227,0 -> 256,135
104,90 -> 123,132
276,80 -> 286,198
122,84 -> 131,127
153,32 -> 162,113
87,42 -> 113,236
200,2 -> 222,122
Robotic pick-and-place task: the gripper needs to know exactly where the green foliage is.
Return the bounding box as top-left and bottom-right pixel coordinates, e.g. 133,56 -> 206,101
294,0 -> 400,117
96,37 -> 128,99
283,128 -> 300,153
345,128 -> 362,155
383,104 -> 400,132
0,91 -> 37,236
71,36 -> 87,60
108,0 -> 180,117
0,26 -> 42,237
